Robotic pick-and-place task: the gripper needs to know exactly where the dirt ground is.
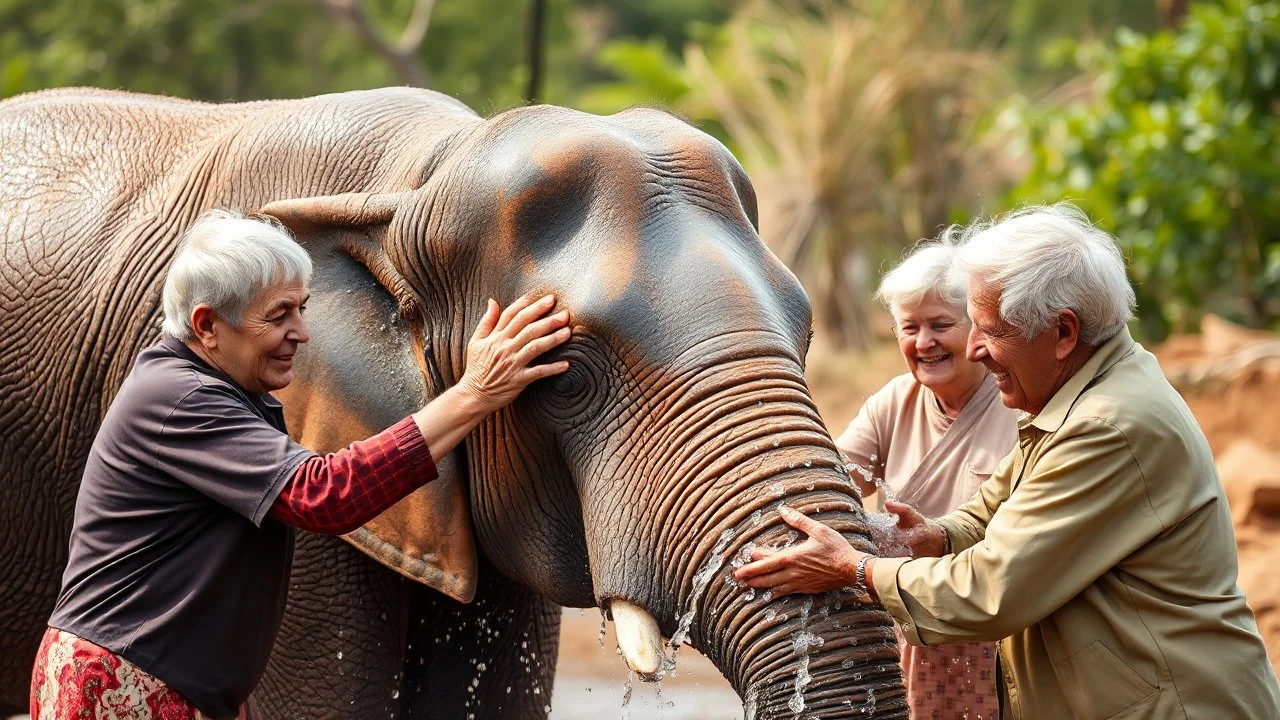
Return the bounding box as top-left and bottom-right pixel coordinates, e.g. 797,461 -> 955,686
553,316 -> 1280,715
1150,316 -> 1280,673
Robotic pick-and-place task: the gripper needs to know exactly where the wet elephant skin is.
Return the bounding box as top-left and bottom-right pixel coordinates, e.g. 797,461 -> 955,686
0,87 -> 907,718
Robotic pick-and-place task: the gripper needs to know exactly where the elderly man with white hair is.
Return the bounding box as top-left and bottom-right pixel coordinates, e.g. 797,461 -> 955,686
32,210 -> 572,720
738,204 -> 1280,719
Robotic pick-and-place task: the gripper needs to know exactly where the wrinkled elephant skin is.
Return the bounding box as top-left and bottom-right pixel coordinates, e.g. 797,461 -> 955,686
0,87 -> 907,719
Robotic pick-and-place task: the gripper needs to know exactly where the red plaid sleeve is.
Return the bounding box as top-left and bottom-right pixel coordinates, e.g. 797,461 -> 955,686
267,417 -> 438,535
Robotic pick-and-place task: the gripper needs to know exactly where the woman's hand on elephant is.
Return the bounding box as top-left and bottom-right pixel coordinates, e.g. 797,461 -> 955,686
733,507 -> 865,597
458,294 -> 572,413
885,500 -> 949,558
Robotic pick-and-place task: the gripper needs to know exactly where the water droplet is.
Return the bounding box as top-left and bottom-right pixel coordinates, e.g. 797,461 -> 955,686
337,651 -> 343,660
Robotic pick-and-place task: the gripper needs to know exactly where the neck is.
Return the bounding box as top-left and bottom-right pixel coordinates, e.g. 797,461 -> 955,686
1033,343 -> 1097,415
934,371 -> 986,418
183,339 -> 235,386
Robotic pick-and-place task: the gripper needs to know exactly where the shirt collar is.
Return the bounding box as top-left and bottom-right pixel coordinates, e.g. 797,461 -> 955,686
1027,326 -> 1136,433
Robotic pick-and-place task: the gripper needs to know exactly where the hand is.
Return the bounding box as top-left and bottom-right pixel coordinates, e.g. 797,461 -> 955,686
733,507 -> 867,596
885,500 -> 949,558
456,294 -> 572,414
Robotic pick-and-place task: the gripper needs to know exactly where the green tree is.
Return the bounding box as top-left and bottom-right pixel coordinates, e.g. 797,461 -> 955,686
1012,0 -> 1280,339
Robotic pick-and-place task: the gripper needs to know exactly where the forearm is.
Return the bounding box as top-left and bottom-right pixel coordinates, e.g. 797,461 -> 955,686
269,418 -> 437,534
411,383 -> 489,461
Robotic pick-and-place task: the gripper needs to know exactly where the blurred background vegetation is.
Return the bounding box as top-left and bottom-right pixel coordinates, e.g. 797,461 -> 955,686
3,0 -> 1276,348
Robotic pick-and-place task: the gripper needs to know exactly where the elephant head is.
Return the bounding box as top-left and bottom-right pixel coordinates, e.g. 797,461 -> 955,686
262,105 -> 907,718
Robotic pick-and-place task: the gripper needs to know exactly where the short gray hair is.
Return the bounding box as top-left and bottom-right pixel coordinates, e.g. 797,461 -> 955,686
161,210 -> 313,341
876,239 -> 968,323
952,203 -> 1135,346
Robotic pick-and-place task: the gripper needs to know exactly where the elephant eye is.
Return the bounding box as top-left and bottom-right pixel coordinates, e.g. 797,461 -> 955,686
549,369 -> 585,397
526,341 -> 606,424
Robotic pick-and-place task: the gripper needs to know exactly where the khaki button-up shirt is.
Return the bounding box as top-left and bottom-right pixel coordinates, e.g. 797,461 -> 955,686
871,328 -> 1280,719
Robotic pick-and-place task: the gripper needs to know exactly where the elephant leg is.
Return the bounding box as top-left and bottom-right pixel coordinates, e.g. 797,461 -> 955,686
0,476 -> 75,714
402,557 -> 561,720
252,532 -> 410,720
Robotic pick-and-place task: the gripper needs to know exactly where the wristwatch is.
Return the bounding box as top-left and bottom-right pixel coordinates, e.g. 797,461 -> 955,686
854,554 -> 874,601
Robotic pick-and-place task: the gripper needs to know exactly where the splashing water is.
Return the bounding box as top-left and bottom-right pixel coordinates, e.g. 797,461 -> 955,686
786,597 -> 820,716
788,654 -> 812,716
661,528 -> 737,678
730,542 -> 757,569
598,608 -> 608,649
620,670 -> 634,720
744,688 -> 760,720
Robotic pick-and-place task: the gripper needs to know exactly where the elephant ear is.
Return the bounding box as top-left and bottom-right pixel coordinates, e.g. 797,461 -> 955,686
260,193 -> 478,604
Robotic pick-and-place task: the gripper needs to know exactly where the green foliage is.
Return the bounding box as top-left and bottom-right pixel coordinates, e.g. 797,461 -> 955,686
997,0 -> 1161,81
0,0 -> 396,101
573,38 -> 690,115
1013,0 -> 1280,339
0,0 -> 726,111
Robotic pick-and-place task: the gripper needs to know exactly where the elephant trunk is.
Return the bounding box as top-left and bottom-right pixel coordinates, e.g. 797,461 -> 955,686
670,491 -> 909,719
585,356 -> 908,717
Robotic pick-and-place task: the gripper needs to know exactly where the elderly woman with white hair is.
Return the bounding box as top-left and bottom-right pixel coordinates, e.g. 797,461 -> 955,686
835,239 -> 1016,717
740,204 -> 1280,719
31,210 -> 572,720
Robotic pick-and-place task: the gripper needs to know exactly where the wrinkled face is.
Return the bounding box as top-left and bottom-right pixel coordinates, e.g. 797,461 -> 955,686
214,281 -> 311,393
893,294 -> 983,396
965,279 -> 1062,414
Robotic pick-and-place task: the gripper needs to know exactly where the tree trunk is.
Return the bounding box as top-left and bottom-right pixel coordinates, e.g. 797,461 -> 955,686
525,0 -> 547,103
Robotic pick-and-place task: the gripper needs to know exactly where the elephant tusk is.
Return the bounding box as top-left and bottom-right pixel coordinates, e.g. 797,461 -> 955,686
610,598 -> 664,677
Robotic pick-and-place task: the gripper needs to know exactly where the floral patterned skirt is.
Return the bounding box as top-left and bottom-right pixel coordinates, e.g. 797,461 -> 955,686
901,636 -> 999,719
30,627 -> 245,720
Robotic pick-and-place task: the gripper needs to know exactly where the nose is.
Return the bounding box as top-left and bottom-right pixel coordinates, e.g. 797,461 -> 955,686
915,326 -> 938,352
966,323 -> 986,363
290,316 -> 311,345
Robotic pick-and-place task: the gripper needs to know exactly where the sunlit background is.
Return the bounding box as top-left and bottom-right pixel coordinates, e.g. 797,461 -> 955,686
5,0 -> 1280,717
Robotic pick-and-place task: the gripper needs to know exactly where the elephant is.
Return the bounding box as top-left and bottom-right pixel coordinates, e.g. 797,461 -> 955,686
0,86 -> 908,719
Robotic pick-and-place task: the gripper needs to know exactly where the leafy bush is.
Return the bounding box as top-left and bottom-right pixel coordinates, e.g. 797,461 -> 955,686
1013,0 -> 1280,339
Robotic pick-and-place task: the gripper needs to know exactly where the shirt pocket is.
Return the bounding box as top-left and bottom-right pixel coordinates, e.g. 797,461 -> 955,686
1052,641 -> 1158,719
962,460 -> 995,496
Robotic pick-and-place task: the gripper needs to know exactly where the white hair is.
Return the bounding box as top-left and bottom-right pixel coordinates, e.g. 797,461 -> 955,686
951,203 -> 1135,346
876,239 -> 968,323
161,210 -> 313,341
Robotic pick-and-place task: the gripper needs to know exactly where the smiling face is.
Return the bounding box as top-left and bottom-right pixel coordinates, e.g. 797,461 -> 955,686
209,280 -> 311,394
965,279 -> 1075,414
894,294 -> 987,405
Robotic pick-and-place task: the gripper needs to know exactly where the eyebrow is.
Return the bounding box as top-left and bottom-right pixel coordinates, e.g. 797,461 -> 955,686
268,294 -> 310,313
901,313 -> 959,324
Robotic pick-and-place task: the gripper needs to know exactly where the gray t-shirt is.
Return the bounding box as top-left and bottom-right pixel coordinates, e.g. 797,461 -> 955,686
49,336 -> 314,718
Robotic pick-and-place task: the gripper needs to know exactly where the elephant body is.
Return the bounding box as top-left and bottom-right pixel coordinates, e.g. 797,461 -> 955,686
0,87 -> 907,718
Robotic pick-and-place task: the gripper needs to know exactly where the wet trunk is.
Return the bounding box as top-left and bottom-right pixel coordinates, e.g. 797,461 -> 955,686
674,492 -> 909,719
588,354 -> 908,717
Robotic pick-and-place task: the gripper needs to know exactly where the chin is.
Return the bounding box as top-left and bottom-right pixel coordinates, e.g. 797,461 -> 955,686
263,374 -> 293,393
915,370 -> 956,388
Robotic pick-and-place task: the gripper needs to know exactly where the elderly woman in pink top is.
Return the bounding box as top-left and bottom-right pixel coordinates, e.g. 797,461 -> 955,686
836,238 -> 1016,719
